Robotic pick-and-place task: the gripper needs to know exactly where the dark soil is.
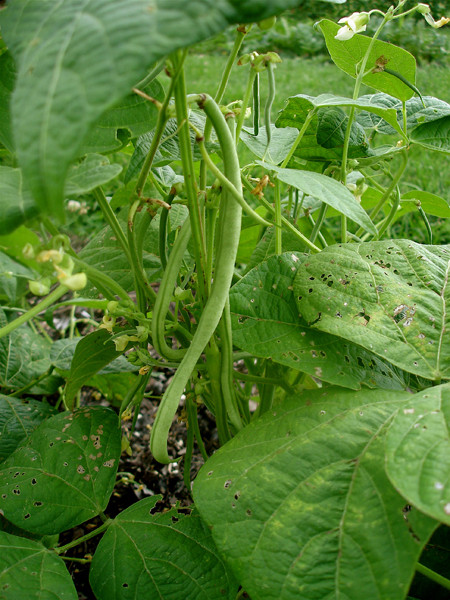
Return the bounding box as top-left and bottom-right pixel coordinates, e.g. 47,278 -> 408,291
59,384 -> 219,600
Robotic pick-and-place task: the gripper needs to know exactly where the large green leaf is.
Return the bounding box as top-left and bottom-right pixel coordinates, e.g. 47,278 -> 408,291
386,383 -> 450,526
0,406 -> 121,535
0,396 -> 56,462
0,166 -> 39,235
294,240 -> 450,381
193,388 -> 437,600
51,337 -> 138,374
0,530 -> 77,600
90,496 -> 238,599
410,116 -> 450,154
64,329 -> 123,408
318,19 -> 416,101
1,0 -> 310,220
397,191 -> 450,220
0,51 -> 15,152
258,161 -> 376,234
230,252 -> 409,390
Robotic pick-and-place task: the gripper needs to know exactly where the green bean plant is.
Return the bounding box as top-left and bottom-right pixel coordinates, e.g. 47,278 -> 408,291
0,0 -> 449,598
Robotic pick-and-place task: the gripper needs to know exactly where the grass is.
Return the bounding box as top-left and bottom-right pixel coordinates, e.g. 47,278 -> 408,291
184,53 -> 450,202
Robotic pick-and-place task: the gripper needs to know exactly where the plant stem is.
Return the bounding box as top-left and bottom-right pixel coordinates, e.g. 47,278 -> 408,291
416,563 -> 450,590
55,519 -> 112,554
236,68 -> 257,142
93,187 -> 131,264
274,179 -> 282,254
280,110 -> 315,168
0,285 -> 68,340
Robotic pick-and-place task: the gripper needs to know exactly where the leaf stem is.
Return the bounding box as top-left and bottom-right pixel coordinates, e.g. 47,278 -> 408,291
415,563 -> 450,591
54,519 -> 112,554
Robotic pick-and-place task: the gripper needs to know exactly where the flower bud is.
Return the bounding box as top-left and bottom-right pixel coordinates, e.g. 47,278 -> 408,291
22,243 -> 35,259
61,272 -> 87,291
29,278 -> 51,296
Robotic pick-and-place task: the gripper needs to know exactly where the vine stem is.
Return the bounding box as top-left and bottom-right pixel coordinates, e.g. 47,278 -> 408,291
339,13 -> 390,241
280,109 -> 315,169
54,519 -> 112,554
92,188 -> 131,264
0,285 -> 68,340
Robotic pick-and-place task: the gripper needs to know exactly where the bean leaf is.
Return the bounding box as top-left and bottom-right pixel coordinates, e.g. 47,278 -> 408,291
294,240 -> 450,381
0,531 -> 77,600
90,496 -> 238,599
386,383 -> 450,525
318,19 -> 416,101
230,253 -> 409,390
0,406 -> 121,535
193,387 -> 437,600
258,161 -> 377,234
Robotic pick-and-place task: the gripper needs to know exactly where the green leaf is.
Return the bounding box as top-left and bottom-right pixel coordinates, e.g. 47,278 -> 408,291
294,240 -> 450,381
258,161 -> 377,234
51,337 -> 138,373
386,383 -> 450,525
0,396 -> 57,462
0,530 -> 77,600
275,100 -> 372,162
240,125 -> 300,164
0,167 -> 39,235
81,79 -> 164,155
193,387 -> 437,600
398,191 -> 450,220
0,406 -> 121,535
90,496 -> 238,600
0,310 -> 55,394
0,51 -> 15,152
0,250 -> 35,303
1,0 -> 306,220
318,19 -> 416,101
0,226 -> 40,266
64,329 -> 123,408
285,93 -> 404,137
411,116 -> 450,154
87,372 -> 138,405
65,154 -> 122,197
231,252 -> 409,390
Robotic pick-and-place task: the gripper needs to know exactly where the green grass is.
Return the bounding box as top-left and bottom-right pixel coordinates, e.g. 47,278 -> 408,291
185,54 -> 450,203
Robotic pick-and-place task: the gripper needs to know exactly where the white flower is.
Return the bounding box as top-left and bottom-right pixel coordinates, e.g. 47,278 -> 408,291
335,12 -> 370,41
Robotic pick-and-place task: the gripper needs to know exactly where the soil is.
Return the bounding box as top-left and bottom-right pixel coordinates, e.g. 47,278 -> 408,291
59,382 -> 220,600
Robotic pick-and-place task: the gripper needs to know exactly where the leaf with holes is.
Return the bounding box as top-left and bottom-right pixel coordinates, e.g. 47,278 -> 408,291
258,162 -> 376,235
318,19 -> 416,101
231,253 -> 409,390
294,240 -> 450,381
90,495 -> 238,599
64,329 -> 124,409
0,406 -> 121,535
193,387 -> 437,600
0,530 -> 77,600
386,383 -> 450,526
0,396 -> 57,462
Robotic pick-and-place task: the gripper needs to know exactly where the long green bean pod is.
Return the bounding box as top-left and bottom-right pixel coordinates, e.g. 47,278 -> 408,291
151,218 -> 191,361
150,95 -> 242,463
